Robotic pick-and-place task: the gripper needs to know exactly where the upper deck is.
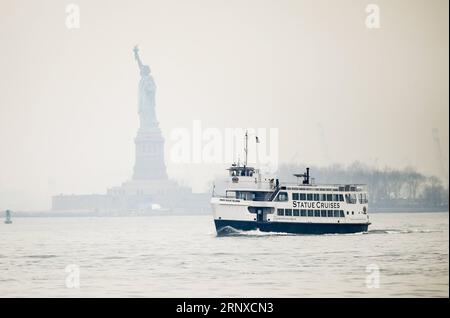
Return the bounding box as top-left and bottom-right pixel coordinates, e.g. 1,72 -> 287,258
224,164 -> 367,193
280,184 -> 367,193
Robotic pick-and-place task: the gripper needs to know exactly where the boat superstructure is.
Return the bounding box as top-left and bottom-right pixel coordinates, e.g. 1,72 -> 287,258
211,133 -> 370,235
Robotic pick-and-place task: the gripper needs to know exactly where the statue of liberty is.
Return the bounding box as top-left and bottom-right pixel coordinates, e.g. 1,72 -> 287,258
131,45 -> 168,180
133,45 -> 158,128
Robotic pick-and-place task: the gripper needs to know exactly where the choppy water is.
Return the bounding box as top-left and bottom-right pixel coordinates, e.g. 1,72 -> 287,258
0,212 -> 448,297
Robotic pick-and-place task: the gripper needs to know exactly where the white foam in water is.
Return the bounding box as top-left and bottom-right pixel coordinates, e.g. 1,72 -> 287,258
324,232 -> 366,236
367,228 -> 441,235
217,226 -> 293,237
217,227 -> 439,237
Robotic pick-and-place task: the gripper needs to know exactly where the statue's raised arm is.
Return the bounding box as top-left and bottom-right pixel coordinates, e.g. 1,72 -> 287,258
133,45 -> 152,77
133,45 -> 144,72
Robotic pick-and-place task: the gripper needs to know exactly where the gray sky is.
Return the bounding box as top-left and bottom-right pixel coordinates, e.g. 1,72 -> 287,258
0,0 -> 448,210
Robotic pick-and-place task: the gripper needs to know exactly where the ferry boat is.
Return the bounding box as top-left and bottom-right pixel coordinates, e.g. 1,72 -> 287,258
211,133 -> 370,235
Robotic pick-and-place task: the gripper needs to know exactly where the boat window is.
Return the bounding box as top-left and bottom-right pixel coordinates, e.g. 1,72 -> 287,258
253,191 -> 272,201
293,209 -> 299,216
321,210 -> 327,217
300,209 -> 307,216
314,193 -> 320,201
339,194 -> 344,202
314,210 -> 320,217
277,209 -> 284,216
300,193 -> 306,200
307,193 -> 313,201
236,191 -> 256,200
226,191 -> 236,198
345,194 -> 357,204
327,210 -> 333,217
326,194 -> 332,201
332,194 -> 338,201
292,193 -> 299,200
359,193 -> 368,204
276,192 -> 288,201
333,210 -> 340,217
320,193 -> 326,201
285,209 -> 292,216
340,210 -> 345,217
307,210 -> 314,217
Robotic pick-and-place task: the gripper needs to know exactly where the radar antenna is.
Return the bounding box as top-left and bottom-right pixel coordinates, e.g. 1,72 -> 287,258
294,168 -> 311,185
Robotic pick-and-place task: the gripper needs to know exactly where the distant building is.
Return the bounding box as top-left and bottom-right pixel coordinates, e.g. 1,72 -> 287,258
52,47 -> 209,215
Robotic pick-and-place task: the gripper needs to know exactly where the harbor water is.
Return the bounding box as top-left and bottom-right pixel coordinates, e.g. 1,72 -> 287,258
0,212 -> 448,297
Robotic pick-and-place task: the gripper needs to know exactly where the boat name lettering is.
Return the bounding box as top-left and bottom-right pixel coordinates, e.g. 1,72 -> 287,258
292,201 -> 340,209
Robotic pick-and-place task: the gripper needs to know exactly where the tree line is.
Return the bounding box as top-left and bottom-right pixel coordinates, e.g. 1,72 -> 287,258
277,162 -> 449,210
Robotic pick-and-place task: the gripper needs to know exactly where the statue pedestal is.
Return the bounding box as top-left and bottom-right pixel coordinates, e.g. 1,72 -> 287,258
132,125 -> 168,180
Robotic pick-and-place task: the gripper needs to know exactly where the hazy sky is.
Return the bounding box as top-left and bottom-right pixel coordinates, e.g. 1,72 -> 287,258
0,0 -> 448,210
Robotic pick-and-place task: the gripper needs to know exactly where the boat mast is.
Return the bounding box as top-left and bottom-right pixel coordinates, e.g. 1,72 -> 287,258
244,130 -> 248,167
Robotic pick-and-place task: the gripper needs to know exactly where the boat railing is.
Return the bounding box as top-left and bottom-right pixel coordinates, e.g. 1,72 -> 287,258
213,193 -> 276,202
281,183 -> 367,192
213,194 -> 234,199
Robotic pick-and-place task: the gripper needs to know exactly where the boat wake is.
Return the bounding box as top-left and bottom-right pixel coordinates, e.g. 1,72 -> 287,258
216,226 -> 294,237
365,229 -> 441,235
216,227 -> 441,237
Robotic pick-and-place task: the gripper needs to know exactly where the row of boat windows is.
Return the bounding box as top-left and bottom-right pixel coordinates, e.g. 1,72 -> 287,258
277,209 -> 346,218
229,191 -> 368,204
276,192 -> 368,204
277,192 -> 344,202
294,193 -> 343,202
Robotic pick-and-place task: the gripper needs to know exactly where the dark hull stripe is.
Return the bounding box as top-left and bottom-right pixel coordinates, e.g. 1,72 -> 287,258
214,219 -> 369,235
